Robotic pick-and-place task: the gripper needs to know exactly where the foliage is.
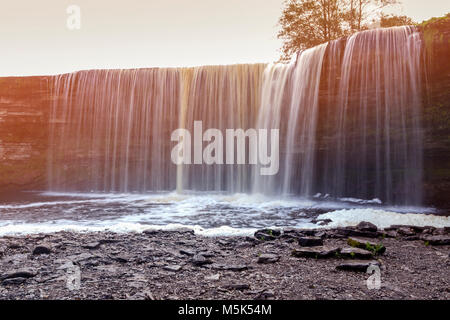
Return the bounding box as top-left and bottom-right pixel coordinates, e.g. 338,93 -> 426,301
277,0 -> 415,61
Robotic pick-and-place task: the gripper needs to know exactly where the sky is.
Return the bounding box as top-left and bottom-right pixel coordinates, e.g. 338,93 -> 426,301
0,0 -> 449,76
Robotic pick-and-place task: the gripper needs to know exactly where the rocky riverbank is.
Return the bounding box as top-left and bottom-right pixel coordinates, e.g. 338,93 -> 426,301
0,223 -> 449,300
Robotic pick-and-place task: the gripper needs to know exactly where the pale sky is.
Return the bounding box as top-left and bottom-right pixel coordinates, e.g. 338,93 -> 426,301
0,0 -> 448,76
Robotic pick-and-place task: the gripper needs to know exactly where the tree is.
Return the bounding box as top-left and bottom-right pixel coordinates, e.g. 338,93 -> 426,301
278,0 -> 345,61
379,13 -> 416,27
277,0 -> 411,62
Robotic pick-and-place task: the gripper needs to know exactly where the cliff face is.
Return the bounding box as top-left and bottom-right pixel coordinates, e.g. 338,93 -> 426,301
0,76 -> 51,196
420,14 -> 450,209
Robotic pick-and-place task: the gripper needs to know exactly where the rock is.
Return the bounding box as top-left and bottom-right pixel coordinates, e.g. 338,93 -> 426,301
67,252 -> 95,263
292,246 -> 340,259
257,254 -> 280,264
222,283 -> 250,291
32,245 -> 51,255
347,237 -> 386,254
205,274 -> 220,281
2,277 -> 28,285
192,254 -> 212,266
254,229 -> 281,241
335,227 -> 379,238
297,236 -> 323,247
422,235 -> 450,245
356,221 -> 378,232
382,230 -> 398,238
82,242 -> 101,250
143,229 -> 159,236
197,251 -> 215,258
211,264 -> 248,271
340,247 -> 373,259
179,249 -> 196,257
163,265 -> 182,272
1,269 -> 37,281
253,289 -> 275,300
336,260 -> 380,272
397,227 -> 416,237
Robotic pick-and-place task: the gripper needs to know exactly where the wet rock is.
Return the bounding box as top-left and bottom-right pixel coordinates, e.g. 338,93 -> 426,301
422,235 -> 450,245
254,229 -> 281,241
257,254 -> 280,264
192,254 -> 212,266
292,246 -> 340,259
32,245 -> 52,255
347,237 -> 386,254
340,247 -> 373,259
336,260 -> 380,272
356,221 -> 378,232
298,236 -> 323,247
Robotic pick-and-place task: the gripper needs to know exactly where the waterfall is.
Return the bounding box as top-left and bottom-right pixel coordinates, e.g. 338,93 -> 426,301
48,26 -> 424,206
318,26 -> 424,205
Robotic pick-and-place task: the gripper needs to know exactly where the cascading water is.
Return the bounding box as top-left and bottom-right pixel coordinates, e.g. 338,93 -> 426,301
317,26 -> 424,205
48,26 -> 425,207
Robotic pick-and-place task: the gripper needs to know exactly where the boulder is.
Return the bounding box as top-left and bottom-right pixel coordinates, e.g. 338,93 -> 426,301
32,245 -> 51,255
356,221 -> 378,232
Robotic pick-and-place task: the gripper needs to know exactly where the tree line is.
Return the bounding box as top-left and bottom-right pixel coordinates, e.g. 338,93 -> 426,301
278,0 -> 416,61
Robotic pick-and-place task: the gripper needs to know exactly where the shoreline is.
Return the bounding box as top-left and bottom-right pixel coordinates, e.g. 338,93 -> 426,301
0,224 -> 449,300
